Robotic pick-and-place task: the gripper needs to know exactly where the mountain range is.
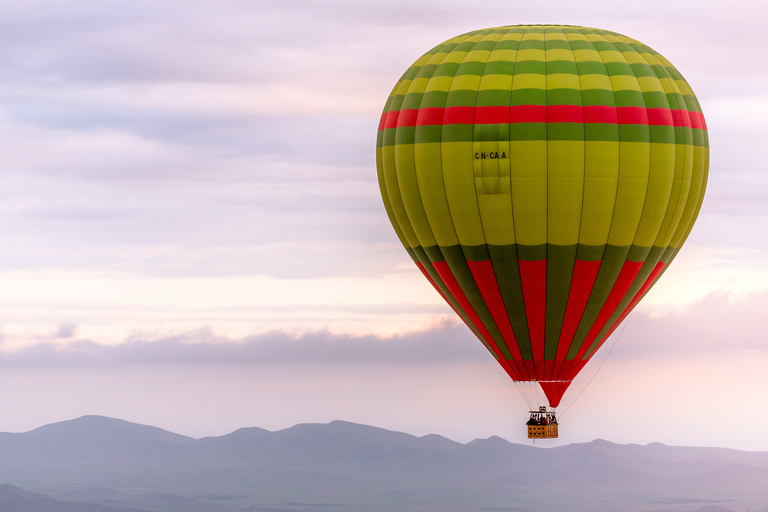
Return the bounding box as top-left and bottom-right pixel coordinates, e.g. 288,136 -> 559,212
0,416 -> 767,512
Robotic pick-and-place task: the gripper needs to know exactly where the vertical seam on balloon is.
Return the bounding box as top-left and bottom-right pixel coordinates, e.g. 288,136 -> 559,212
556,26 -> 598,379
411,31 -> 516,372
649,50 -> 691,248
573,32 -> 647,361
648,51 -> 693,249
508,24 -> 536,377
561,27 -> 617,366
409,39 -> 467,268
406,35 -> 465,247
444,31 -> 523,366
466,27 -> 530,380
584,36 -> 678,351
429,32 -> 475,256
551,26 -> 586,381
389,50 -> 433,249
400,38 -> 477,329
383,85 -> 420,250
402,40 -> 466,248
620,36 -> 667,256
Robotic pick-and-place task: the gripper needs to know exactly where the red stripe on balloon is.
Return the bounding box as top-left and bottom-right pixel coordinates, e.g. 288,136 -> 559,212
466,260 -> 528,379
415,262 -> 458,314
522,360 -> 536,380
617,106 -> 649,125
563,359 -> 588,381
543,360 -> 556,382
416,107 -> 444,126
670,108 -> 693,129
552,259 -> 602,381
431,260 -> 522,380
395,108 -> 419,128
442,106 -> 475,125
547,104 -> 584,123
519,259 -> 547,380
510,105 -> 547,123
583,105 -> 618,124
474,106 -> 510,124
573,260 -> 645,363
689,111 -> 707,130
378,105 -> 706,129
646,107 -> 674,126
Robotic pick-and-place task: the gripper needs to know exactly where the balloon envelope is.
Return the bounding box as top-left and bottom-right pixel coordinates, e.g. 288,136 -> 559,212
376,25 -> 708,407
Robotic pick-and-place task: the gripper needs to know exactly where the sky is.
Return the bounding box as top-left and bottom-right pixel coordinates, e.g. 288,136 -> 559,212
0,0 -> 767,450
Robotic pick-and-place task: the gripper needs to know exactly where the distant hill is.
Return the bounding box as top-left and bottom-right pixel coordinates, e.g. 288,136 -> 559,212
0,416 -> 766,512
0,483 -> 144,512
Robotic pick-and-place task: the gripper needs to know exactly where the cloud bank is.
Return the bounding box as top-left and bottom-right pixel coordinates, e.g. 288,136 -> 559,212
2,288 -> 764,368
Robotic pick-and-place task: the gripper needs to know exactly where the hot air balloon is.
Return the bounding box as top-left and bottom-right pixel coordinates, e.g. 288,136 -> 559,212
375,25 -> 708,437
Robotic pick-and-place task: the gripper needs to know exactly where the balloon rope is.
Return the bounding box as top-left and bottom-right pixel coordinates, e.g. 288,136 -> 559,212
514,382 -> 533,410
558,311 -> 634,419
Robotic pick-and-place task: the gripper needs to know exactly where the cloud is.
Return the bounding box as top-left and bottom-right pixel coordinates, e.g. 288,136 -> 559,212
2,288 -> 765,368
611,289 -> 768,360
0,321 -> 486,368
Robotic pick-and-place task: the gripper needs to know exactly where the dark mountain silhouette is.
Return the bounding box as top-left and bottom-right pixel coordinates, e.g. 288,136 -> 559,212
0,416 -> 766,512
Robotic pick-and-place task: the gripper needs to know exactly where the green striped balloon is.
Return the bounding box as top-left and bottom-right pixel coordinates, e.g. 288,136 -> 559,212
376,25 -> 708,407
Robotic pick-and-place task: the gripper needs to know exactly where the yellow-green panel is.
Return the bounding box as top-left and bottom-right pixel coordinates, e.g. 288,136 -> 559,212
621,51 -> 648,65
674,148 -> 709,249
450,74 -> 482,91
564,31 -> 589,44
499,31 -> 525,42
579,141 -> 619,246
573,49 -> 603,63
547,73 -> 580,90
597,50 -> 623,63
652,155 -> 685,247
441,141 -> 486,246
509,140 -> 547,246
394,143 -> 438,248
610,75 -> 642,92
512,74 -> 546,90
478,193 -> 516,245
547,140 -> 584,246
464,50 -> 492,62
522,28 -> 545,40
441,51 -> 469,65
394,80 -> 413,97
546,49 -> 576,62
479,74 -> 514,90
637,76 -> 665,93
487,49 -> 518,62
631,142 -> 676,247
407,77 -> 430,95
669,145 -> 708,248
414,143 -> 460,247
376,146 -> 409,248
380,144 -> 419,249
579,74 -> 612,90
544,31 -> 569,42
658,142 -> 695,247
517,49 -> 545,61
606,141 -> 651,246
425,76 -> 453,93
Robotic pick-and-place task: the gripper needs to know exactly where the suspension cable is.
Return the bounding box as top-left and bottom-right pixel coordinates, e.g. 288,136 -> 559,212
558,311 -> 634,419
